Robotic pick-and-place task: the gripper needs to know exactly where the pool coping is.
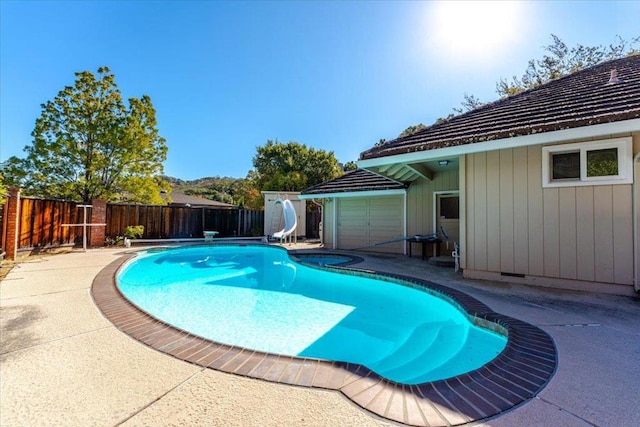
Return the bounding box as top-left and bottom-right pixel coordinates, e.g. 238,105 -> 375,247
91,252 -> 557,427
289,250 -> 365,267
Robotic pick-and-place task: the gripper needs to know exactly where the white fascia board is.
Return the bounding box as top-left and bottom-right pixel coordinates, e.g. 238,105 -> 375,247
357,118 -> 640,168
298,189 -> 406,200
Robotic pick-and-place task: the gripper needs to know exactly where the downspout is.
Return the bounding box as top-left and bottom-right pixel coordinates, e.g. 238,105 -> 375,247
332,197 -> 337,250
633,150 -> 640,292
311,198 -> 323,245
403,191 -> 408,255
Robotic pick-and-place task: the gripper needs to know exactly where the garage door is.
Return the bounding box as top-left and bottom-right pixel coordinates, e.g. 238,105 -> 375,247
337,196 -> 404,253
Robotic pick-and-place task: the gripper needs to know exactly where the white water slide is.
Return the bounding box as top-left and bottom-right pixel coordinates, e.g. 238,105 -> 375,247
272,198 -> 297,243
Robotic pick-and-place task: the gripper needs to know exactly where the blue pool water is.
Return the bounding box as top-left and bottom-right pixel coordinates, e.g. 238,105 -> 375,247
117,245 -> 506,384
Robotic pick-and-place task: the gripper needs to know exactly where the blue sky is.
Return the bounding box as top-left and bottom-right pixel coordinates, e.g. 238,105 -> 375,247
1,1 -> 638,180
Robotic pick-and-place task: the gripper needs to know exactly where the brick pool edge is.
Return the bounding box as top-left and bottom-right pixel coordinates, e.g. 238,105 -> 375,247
92,253 -> 557,427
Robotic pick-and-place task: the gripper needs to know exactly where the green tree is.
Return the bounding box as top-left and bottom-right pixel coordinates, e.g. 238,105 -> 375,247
3,67 -> 169,203
427,34 -> 639,126
0,172 -> 6,196
398,123 -> 427,138
496,34 -> 640,97
452,93 -> 486,114
252,140 -> 342,192
342,161 -> 358,172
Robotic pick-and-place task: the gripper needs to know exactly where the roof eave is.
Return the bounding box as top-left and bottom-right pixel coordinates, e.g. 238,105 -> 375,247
298,188 -> 407,199
357,117 -> 640,169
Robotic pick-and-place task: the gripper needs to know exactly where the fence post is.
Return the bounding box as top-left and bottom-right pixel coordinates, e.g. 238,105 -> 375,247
90,199 -> 107,247
4,188 -> 21,261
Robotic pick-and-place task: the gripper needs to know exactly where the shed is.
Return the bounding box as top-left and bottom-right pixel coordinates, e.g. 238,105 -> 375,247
261,191 -> 307,239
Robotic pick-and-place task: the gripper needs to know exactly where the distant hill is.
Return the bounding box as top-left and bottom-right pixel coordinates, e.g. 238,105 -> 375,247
161,175 -> 262,209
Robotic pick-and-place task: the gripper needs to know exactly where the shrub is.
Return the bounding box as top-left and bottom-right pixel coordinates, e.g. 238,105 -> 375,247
124,225 -> 144,239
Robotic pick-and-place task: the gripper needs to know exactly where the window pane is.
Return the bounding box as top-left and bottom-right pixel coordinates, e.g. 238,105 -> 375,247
552,152 -> 580,180
586,148 -> 618,177
439,197 -> 459,219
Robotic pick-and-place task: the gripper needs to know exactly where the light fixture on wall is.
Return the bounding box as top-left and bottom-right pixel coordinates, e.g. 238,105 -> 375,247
438,160 -> 449,167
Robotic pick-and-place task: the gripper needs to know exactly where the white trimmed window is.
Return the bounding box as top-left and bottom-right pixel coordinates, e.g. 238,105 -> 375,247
542,137 -> 633,187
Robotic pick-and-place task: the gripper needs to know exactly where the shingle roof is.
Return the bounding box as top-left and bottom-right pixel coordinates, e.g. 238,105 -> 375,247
162,192 -> 237,208
361,55 -> 640,160
301,169 -> 407,195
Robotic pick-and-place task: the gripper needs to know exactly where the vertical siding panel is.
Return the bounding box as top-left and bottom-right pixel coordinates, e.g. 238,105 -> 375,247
527,146 -> 544,276
558,188 -> 577,279
612,185 -> 633,284
409,179 -> 426,235
593,186 -> 614,283
417,179 -> 427,232
406,181 -> 417,235
446,169 -> 455,189
486,151 -> 500,272
407,180 -> 421,235
425,180 -> 434,233
543,189 -> 560,277
466,155 -> 476,269
576,187 -> 595,281
499,149 -> 514,273
512,147 -> 529,274
473,153 -> 488,270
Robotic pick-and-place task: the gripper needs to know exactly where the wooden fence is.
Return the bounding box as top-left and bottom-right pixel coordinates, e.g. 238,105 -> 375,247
106,204 -> 263,239
2,196 -> 264,253
16,198 -> 84,249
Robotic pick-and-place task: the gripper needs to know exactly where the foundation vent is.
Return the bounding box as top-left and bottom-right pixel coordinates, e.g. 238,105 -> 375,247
501,272 -> 526,278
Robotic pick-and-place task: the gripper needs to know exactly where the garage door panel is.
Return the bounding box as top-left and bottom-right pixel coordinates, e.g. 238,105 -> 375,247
338,237 -> 368,249
367,241 -> 403,253
337,196 -> 403,254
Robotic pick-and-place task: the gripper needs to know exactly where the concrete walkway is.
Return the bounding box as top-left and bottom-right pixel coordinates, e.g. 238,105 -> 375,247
1,245 -> 639,426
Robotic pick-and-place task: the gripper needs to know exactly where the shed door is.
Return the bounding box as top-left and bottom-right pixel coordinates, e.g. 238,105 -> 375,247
337,196 -> 403,253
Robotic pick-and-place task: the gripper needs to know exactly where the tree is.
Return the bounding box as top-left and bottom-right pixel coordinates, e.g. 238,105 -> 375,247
452,93 -> 486,114
3,67 -> 169,203
427,34 -> 639,126
342,161 -> 358,172
169,174 -> 263,209
398,124 -> 427,138
496,34 -> 640,97
252,140 -> 343,192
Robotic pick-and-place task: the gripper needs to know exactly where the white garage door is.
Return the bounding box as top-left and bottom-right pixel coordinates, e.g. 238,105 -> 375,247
337,196 -> 404,253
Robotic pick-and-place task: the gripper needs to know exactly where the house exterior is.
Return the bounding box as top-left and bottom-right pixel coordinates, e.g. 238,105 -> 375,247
300,55 -> 640,296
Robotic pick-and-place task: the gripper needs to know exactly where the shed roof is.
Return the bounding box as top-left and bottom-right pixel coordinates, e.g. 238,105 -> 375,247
301,169 -> 407,196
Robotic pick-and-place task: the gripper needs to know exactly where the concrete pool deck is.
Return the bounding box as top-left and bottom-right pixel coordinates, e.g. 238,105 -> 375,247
1,243 -> 639,426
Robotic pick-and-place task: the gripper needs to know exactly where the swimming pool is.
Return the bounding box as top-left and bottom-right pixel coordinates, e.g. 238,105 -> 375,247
117,245 -> 506,384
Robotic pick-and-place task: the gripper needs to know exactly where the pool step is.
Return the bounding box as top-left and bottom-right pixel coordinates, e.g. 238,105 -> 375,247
374,322 -> 468,384
368,322 -> 444,372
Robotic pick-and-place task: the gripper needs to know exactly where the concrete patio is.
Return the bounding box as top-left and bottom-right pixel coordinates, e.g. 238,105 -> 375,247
1,244 -> 638,426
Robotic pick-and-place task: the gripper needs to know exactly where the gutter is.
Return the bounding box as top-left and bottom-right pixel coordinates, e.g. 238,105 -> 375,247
634,150 -> 640,293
